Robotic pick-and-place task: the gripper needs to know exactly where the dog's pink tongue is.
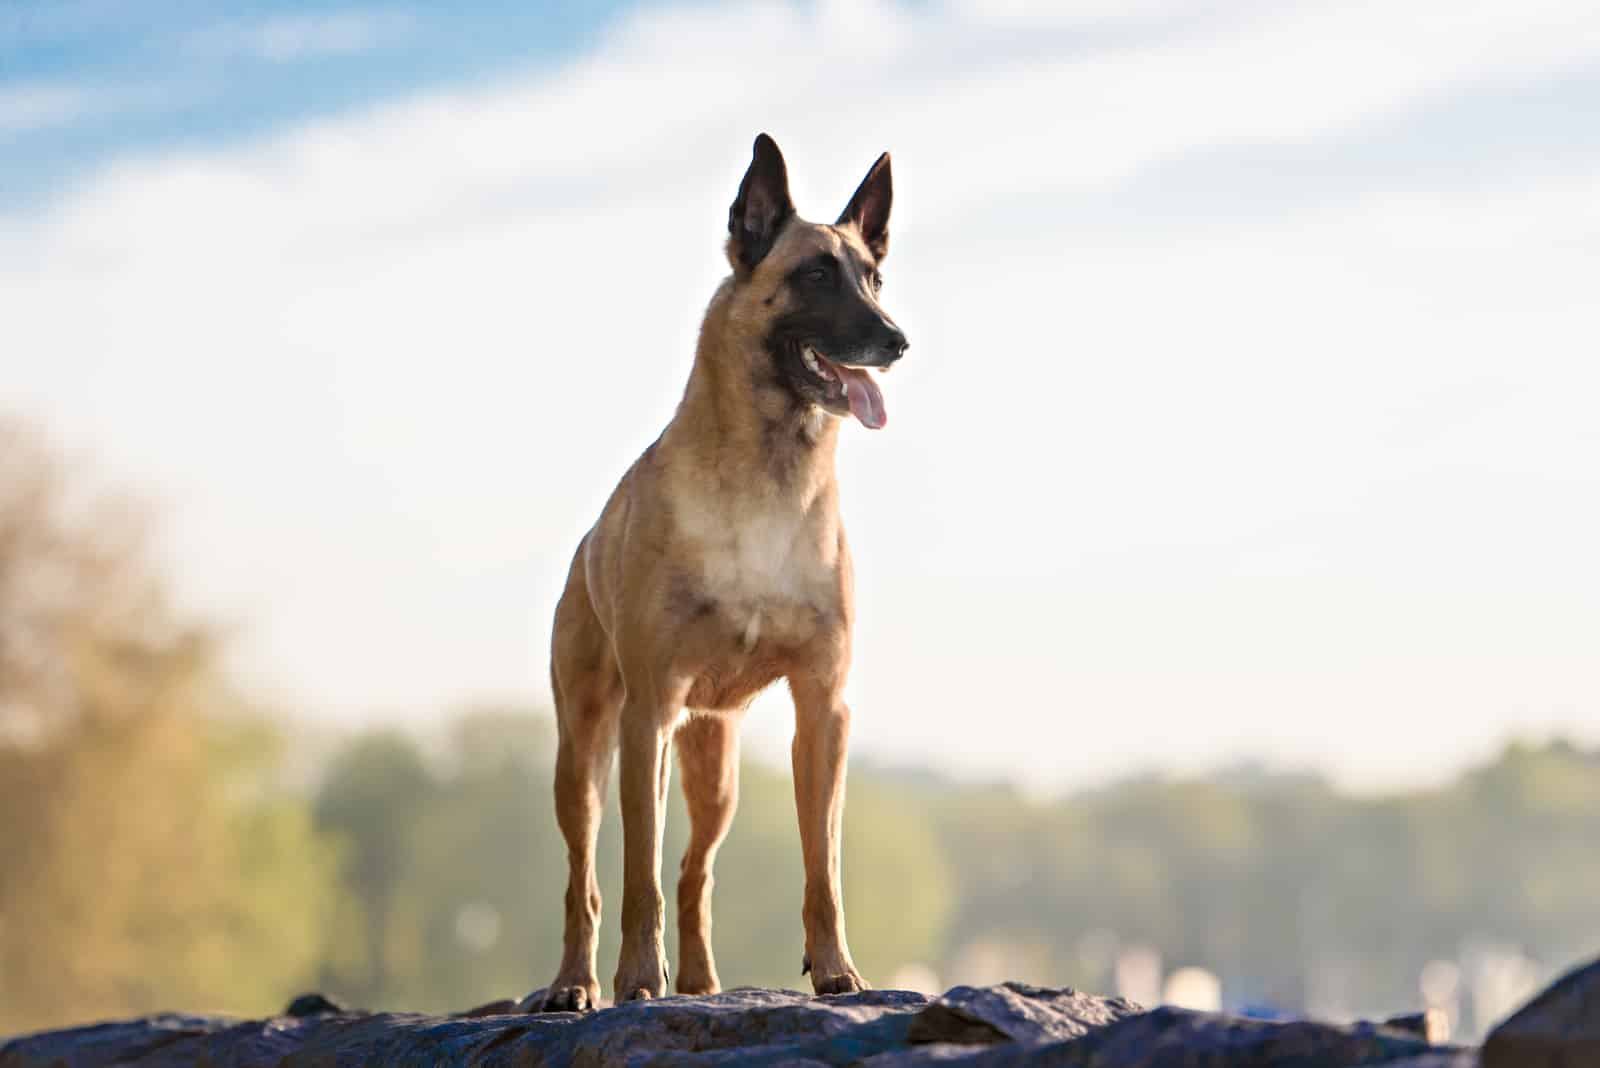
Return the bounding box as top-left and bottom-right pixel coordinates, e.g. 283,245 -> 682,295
838,366 -> 887,429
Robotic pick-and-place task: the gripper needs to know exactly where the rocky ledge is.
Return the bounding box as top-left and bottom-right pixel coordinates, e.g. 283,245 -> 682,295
0,979 -> 1488,1068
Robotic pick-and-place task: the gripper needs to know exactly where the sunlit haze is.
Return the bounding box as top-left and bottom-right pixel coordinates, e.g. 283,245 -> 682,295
5,0 -> 1598,793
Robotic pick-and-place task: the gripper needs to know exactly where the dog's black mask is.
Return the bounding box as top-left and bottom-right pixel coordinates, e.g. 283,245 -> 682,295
729,135 -> 907,430
767,247 -> 906,429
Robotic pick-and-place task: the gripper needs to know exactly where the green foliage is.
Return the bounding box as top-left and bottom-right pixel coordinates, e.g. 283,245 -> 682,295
0,420 -> 338,1033
302,715 -> 1600,1024
843,779 -> 955,984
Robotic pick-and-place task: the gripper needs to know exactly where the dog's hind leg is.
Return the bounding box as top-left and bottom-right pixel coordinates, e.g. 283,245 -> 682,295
673,712 -> 740,995
538,550 -> 621,1014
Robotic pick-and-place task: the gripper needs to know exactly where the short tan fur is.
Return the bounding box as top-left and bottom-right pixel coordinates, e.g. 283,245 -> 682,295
539,133 -> 907,1010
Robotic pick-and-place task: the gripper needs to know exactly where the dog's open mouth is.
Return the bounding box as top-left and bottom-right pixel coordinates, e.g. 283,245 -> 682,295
799,344 -> 888,430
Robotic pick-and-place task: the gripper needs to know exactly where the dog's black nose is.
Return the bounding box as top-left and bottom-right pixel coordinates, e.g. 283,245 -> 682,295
882,325 -> 909,363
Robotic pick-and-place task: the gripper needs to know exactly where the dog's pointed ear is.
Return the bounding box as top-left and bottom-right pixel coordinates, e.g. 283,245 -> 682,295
727,133 -> 795,271
837,151 -> 892,261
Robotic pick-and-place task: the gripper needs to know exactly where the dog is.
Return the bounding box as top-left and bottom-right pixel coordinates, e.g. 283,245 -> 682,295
539,133 -> 907,1011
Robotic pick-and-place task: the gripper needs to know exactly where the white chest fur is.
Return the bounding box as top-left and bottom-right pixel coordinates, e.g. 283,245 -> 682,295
675,491 -> 836,643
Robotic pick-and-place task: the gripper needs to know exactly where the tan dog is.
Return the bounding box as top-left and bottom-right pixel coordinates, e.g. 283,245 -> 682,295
538,134 -> 907,1010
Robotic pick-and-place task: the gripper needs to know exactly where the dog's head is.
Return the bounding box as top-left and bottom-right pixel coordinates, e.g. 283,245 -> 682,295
723,133 -> 907,431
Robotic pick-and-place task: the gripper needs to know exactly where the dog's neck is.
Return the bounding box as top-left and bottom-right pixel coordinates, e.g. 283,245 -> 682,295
665,287 -> 842,502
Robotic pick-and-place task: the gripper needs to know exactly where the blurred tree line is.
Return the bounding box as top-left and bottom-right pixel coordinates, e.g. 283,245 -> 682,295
2,420 -> 1597,1037
0,421 -> 335,1033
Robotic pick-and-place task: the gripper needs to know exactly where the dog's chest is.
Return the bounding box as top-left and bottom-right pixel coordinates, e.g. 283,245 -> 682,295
677,497 -> 837,644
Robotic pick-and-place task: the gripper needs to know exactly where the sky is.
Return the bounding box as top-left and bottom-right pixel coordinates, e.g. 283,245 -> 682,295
3,0 -> 1598,793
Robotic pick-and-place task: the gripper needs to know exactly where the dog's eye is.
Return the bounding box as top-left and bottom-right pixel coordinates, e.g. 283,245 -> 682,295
805,266 -> 829,284
870,273 -> 884,293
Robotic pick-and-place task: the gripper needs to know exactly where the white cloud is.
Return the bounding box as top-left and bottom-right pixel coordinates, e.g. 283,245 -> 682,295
3,0 -> 1599,790
946,0 -> 1199,22
187,10 -> 415,63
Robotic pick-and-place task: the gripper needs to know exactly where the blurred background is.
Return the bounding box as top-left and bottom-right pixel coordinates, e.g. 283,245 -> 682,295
3,0 -> 1598,1044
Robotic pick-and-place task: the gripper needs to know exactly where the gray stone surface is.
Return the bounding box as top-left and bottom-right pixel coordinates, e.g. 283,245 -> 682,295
0,983 -> 1474,1068
1482,956 -> 1600,1068
907,982 -> 1142,1045
1008,1007 -> 1470,1067
871,1007 -> 1475,1068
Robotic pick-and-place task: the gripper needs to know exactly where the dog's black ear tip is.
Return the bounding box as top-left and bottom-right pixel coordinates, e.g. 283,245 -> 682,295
754,132 -> 782,158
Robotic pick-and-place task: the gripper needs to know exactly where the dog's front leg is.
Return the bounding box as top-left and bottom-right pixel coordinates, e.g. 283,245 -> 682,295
789,676 -> 869,995
612,691 -> 678,1002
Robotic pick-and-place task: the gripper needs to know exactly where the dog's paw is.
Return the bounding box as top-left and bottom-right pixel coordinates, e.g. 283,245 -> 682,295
613,955 -> 668,1003
536,983 -> 600,1013
674,973 -> 721,996
812,970 -> 870,997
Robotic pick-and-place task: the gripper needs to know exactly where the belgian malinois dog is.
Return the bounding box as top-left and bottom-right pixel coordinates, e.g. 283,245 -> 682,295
539,134 -> 907,1010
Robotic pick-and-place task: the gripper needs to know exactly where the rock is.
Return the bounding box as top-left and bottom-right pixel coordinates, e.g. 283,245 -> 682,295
1025,1007 -> 1473,1067
907,983 -> 1143,1045
874,1007 -> 1476,1067
568,987 -> 931,1066
1482,954 -> 1600,1068
0,983 -> 1473,1068
0,1015 -> 237,1068
282,992 -> 349,1018
458,999 -> 520,1018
